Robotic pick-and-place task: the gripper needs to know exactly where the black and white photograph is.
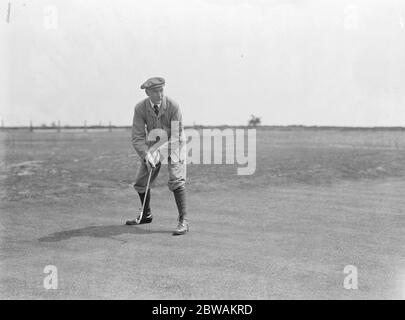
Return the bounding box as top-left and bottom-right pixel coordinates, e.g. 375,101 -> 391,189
1,0 -> 405,303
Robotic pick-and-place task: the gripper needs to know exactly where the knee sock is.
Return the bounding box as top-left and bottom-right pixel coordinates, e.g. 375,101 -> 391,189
173,186 -> 187,221
138,189 -> 151,213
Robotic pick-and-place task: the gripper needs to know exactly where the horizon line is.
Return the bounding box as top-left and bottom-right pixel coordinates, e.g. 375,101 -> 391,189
1,124 -> 405,130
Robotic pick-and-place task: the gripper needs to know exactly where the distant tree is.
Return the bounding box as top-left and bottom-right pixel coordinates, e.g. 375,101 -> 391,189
248,114 -> 261,127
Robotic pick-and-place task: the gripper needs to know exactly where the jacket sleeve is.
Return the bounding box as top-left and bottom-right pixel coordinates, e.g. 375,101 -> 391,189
131,105 -> 149,159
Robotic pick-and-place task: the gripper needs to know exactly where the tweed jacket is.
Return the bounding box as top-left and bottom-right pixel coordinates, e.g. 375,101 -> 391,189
131,96 -> 186,162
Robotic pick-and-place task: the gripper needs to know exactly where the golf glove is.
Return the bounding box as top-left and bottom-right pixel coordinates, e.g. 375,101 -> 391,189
145,150 -> 161,171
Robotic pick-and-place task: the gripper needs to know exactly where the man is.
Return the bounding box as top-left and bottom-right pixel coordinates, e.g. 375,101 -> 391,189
126,77 -> 189,236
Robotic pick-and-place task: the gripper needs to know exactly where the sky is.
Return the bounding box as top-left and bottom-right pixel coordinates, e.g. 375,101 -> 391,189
1,0 -> 405,126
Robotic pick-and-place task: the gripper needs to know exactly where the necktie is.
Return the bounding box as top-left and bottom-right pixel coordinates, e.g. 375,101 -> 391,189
153,105 -> 159,116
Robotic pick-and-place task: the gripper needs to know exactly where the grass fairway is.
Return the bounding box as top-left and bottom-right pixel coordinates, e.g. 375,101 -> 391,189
1,129 -> 405,299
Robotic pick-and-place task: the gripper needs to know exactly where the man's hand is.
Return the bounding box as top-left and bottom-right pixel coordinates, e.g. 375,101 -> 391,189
145,150 -> 160,171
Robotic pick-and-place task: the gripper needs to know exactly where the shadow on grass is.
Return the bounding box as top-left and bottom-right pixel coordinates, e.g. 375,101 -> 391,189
38,224 -> 172,242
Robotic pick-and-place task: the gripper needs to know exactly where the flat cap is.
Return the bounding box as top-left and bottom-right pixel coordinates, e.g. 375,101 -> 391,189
140,77 -> 165,90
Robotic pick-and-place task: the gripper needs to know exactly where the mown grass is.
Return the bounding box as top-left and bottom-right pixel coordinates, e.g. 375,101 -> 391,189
1,128 -> 405,201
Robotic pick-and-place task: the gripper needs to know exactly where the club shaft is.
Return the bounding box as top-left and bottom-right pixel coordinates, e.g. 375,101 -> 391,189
140,168 -> 153,218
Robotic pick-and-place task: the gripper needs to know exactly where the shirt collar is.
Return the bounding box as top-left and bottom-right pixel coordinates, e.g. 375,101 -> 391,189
149,99 -> 162,109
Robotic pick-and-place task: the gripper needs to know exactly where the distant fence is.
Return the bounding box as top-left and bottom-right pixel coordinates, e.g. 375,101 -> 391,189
1,124 -> 405,133
0,125 -> 132,133
0,120 -> 133,132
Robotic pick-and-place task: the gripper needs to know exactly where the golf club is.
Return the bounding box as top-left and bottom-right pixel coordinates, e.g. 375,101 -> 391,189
135,167 -> 153,224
